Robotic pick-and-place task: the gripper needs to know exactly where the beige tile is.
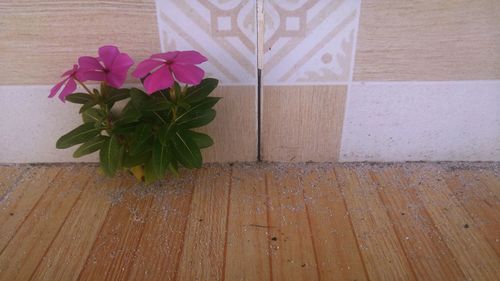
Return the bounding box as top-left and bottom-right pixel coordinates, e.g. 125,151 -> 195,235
199,86 -> 257,162
262,86 -> 346,162
0,0 -> 160,85
354,0 -> 500,81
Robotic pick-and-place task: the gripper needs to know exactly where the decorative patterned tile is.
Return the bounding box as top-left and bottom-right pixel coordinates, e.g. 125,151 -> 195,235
263,0 -> 360,85
156,0 -> 257,85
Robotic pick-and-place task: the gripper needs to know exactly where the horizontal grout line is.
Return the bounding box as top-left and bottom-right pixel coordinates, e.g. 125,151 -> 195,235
1,80 -> 500,89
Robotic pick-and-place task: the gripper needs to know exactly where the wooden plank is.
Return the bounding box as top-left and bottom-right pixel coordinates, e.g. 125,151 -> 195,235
0,165 -> 28,197
199,86 -> 257,162
0,166 -> 60,251
224,165 -> 271,281
354,0 -> 500,80
334,165 -> 417,281
441,168 -> 500,255
176,166 -> 231,281
265,167 -> 319,281
125,171 -> 195,280
0,0 -> 160,85
0,165 -> 92,281
369,166 -> 467,280
262,86 -> 347,162
474,169 -> 500,199
77,178 -> 154,281
301,166 -> 368,280
29,175 -> 124,281
405,165 -> 500,280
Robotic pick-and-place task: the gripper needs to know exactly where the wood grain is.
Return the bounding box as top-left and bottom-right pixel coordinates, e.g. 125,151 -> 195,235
29,176 -> 123,281
354,0 -> 500,80
334,166 -> 417,281
0,166 -> 28,197
369,167 -> 467,280
262,86 -> 347,162
0,166 -> 60,251
175,166 -> 231,281
199,86 -> 257,162
125,171 -> 195,280
0,0 -> 160,85
405,165 -> 500,280
0,163 -> 499,280
301,168 -> 368,280
265,168 -> 319,280
0,165 -> 91,281
224,165 -> 271,280
77,177 -> 154,281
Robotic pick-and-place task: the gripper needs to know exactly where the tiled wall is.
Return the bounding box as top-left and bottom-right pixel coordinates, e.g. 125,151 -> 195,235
1,0 -> 499,163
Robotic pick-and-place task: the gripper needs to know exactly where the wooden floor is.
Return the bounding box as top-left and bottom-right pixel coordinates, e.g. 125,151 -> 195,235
0,163 -> 499,281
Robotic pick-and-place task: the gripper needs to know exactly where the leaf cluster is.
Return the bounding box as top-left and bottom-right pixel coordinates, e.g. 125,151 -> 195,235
57,79 -> 220,183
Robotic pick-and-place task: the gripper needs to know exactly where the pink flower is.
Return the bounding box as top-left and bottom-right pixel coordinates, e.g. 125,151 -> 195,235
78,45 -> 134,88
132,50 -> 207,94
49,64 -> 84,102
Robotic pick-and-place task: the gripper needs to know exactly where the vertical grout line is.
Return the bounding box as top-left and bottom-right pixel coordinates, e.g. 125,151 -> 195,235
339,0 -> 362,162
256,0 -> 264,162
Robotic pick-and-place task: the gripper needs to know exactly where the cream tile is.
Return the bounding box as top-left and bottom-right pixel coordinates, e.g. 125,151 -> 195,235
262,85 -> 347,162
354,0 -> 500,81
0,0 -> 160,85
340,82 -> 500,161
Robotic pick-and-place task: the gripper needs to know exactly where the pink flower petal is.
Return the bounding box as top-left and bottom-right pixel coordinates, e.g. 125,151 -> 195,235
106,72 -> 127,88
143,65 -> 174,94
171,64 -> 205,85
174,50 -> 207,64
132,59 -> 164,78
78,56 -> 103,71
80,70 -> 107,82
61,64 -> 79,77
110,53 -> 134,73
59,78 -> 77,102
49,78 -> 68,98
151,51 -> 179,61
98,45 -> 119,69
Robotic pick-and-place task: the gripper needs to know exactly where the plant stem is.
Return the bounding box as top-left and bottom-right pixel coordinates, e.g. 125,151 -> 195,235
75,79 -> 94,96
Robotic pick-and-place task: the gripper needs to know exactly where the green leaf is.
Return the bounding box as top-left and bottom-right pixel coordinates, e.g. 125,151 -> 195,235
152,141 -> 170,177
142,99 -> 172,112
129,88 -> 148,107
122,151 -> 151,168
79,100 -> 99,113
112,122 -> 140,134
167,161 -> 179,177
183,78 -> 219,103
177,109 -> 216,129
56,123 -> 102,149
158,124 -> 176,145
143,158 -> 157,183
73,135 -> 106,158
65,93 -> 95,104
129,124 -> 153,155
99,135 -> 124,176
182,130 -> 213,148
173,131 -> 202,168
106,89 -> 130,104
82,108 -> 105,123
191,97 -> 221,110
